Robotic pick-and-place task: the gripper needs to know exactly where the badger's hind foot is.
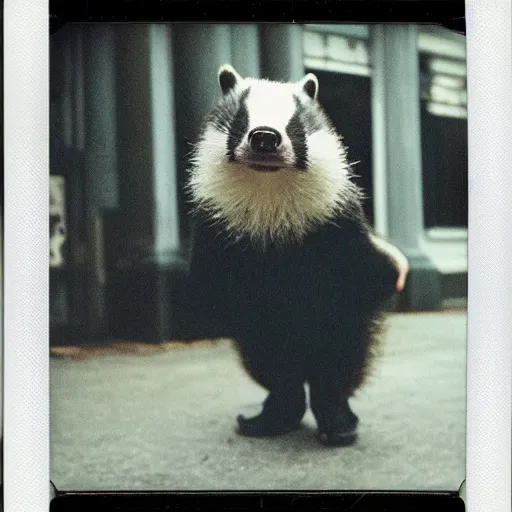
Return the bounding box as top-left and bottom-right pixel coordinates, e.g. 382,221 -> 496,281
316,428 -> 358,447
236,413 -> 302,437
314,402 -> 360,447
236,386 -> 306,437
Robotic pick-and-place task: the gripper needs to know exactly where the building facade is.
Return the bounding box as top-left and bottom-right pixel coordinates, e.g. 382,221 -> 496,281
49,23 -> 468,344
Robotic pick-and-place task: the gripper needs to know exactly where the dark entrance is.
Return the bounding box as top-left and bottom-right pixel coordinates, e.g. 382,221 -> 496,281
419,56 -> 469,229
306,68 -> 375,227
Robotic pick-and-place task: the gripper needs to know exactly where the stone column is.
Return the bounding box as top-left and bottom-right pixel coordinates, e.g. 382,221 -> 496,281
371,24 -> 442,311
230,24 -> 261,78
260,24 -> 305,82
82,24 -> 119,339
104,24 -> 188,342
172,24 -> 232,240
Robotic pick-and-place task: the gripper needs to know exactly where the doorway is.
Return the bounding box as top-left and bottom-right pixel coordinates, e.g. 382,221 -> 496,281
305,68 -> 375,227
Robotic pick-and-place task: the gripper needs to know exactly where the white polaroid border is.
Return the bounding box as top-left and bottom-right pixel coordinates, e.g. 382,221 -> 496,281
2,1 -> 511,511
4,0 -> 50,511
465,0 -> 512,511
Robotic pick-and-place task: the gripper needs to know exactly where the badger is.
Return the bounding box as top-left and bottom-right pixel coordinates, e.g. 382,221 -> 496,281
183,64 -> 409,447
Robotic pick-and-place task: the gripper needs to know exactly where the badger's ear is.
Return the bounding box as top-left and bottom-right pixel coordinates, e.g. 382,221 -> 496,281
218,64 -> 243,95
297,73 -> 319,100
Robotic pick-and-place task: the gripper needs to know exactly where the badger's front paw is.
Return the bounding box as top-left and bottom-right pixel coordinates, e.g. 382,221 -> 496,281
236,413 -> 302,437
370,234 -> 410,293
395,258 -> 410,293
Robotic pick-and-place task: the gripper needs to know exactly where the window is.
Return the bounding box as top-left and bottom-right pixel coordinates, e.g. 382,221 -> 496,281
419,52 -> 468,229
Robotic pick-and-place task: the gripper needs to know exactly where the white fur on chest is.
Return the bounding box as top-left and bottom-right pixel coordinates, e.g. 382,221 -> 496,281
188,126 -> 358,245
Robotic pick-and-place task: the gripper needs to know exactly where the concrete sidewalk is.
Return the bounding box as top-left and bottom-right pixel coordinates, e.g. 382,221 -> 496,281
50,311 -> 466,492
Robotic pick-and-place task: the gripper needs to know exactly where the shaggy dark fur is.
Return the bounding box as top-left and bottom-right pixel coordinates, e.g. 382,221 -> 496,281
180,66 -> 400,446
183,200 -> 399,446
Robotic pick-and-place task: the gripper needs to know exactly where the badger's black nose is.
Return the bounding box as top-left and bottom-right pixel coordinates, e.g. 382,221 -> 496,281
248,127 -> 282,153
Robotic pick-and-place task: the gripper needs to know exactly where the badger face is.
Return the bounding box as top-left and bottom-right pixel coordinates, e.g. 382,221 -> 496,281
219,67 -> 318,173
187,64 -> 362,246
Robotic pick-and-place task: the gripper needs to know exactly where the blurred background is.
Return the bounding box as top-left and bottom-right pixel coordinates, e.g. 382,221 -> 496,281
49,23 -> 468,347
47,23 -> 468,491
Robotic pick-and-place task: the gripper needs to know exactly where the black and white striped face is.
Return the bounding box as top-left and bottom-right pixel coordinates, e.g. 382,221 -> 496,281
203,64 -> 336,172
187,65 -> 359,245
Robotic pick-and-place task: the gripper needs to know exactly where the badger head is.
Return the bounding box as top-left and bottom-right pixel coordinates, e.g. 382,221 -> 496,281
187,64 -> 362,246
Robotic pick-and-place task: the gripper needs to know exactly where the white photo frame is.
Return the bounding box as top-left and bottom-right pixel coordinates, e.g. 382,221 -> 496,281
2,1 -> 511,511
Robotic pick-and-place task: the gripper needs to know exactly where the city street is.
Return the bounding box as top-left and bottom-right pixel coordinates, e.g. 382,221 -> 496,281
50,310 -> 466,492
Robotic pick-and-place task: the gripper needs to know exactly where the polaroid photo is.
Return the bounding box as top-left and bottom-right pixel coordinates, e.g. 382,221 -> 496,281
2,0 -> 511,511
